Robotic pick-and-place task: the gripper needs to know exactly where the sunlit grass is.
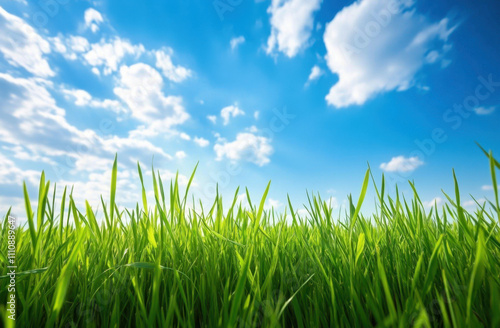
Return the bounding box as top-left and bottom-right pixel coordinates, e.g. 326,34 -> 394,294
1,147 -> 500,327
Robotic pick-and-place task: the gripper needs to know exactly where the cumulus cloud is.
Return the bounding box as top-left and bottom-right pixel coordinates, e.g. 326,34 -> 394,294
194,137 -> 210,147
380,156 -> 423,172
83,37 -> 145,75
0,7 -> 54,77
214,132 -> 273,166
266,0 -> 322,57
114,63 -> 189,137
323,0 -> 456,107
0,72 -> 172,185
221,105 -> 245,125
84,8 -> 104,33
230,36 -> 245,50
474,106 -> 496,115
155,48 -> 192,82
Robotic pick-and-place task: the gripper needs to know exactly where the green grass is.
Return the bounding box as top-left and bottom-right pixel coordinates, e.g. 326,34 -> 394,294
1,149 -> 500,327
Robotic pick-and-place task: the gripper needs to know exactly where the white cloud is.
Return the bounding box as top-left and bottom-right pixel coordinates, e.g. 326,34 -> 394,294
207,115 -> 217,124
230,36 -> 245,50
0,152 -> 40,186
214,132 -> 273,166
323,0 -> 456,107
462,198 -> 486,208
179,132 -> 191,140
254,111 -> 260,120
62,88 -> 126,114
114,63 -> 189,137
266,0 -> 322,57
326,196 -> 339,209
236,193 -> 250,208
474,106 -> 496,115
423,197 -> 443,209
194,137 -> 210,147
68,36 -> 90,53
63,88 -> 92,106
175,151 -> 187,159
84,8 -> 104,33
297,208 -> 309,217
0,72 -> 172,183
0,7 -> 54,77
83,37 -> 145,75
380,156 -> 424,172
266,198 -> 283,210
306,65 -> 323,84
482,185 -> 499,191
155,48 -> 192,82
221,105 -> 245,125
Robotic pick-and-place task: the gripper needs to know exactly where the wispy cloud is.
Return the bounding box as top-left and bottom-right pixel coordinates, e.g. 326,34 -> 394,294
220,105 -> 245,125
306,65 -> 323,85
230,36 -> 245,50
474,106 -> 496,115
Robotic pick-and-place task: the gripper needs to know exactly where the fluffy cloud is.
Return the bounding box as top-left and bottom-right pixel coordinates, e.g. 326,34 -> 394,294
175,151 -> 187,159
230,36 -> 245,50
84,8 -> 104,33
83,37 -> 145,75
0,7 -> 197,217
380,156 -> 423,172
179,132 -> 191,140
266,0 -> 322,57
214,132 -> 273,166
323,0 -> 456,107
221,105 -> 245,125
114,63 -> 189,136
0,7 -> 54,77
207,115 -> 217,124
155,48 -> 192,82
0,72 -> 172,179
194,137 -> 210,147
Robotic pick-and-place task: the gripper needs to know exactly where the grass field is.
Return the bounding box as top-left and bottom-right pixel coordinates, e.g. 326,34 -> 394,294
1,149 -> 500,327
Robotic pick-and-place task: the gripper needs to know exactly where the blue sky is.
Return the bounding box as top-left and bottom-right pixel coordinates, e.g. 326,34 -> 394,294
0,0 -> 499,219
